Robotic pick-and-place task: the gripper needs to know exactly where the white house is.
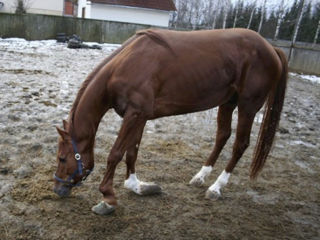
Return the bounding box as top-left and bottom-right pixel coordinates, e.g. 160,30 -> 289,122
77,0 -> 176,27
0,0 -> 176,27
0,0 -> 64,16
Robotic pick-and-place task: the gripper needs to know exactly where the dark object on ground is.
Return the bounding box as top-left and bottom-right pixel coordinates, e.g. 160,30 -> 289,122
0,168 -> 9,175
67,34 -> 102,50
56,33 -> 68,43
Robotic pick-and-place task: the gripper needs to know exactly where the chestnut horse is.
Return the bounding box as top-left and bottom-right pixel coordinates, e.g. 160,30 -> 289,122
53,28 -> 287,215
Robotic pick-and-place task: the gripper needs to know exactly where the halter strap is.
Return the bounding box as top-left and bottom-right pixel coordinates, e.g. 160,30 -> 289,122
71,138 -> 83,175
54,138 -> 93,187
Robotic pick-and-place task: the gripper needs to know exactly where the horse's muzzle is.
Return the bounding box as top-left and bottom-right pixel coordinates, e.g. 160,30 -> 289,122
53,184 -> 72,197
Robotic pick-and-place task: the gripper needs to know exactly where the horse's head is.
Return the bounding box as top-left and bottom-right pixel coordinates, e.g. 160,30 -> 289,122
53,120 -> 93,197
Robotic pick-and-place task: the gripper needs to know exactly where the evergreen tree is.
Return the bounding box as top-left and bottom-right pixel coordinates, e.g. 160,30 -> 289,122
250,6 -> 262,32
237,1 -> 250,28
279,0 -> 299,40
313,3 -> 320,44
226,4 -> 235,28
261,10 -> 277,39
15,0 -> 26,14
297,2 -> 314,42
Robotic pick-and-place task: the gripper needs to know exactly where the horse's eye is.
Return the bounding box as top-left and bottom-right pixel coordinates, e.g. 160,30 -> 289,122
59,157 -> 66,163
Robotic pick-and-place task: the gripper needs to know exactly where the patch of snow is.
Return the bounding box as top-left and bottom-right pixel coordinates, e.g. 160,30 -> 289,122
290,140 -> 316,148
293,160 -> 314,174
254,113 -> 263,123
294,160 -> 307,169
1,38 -> 27,42
302,75 -> 320,84
290,72 -> 320,84
246,190 -> 279,205
0,38 -> 121,53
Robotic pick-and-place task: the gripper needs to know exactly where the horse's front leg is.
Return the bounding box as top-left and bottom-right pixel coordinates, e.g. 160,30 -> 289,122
92,108 -> 147,215
124,143 -> 162,195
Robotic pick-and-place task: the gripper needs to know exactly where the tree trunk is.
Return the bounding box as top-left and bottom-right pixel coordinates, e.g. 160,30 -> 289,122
212,1 -> 220,29
292,0 -> 306,45
247,2 -> 256,29
273,0 -> 285,40
222,1 -> 230,29
312,19 -> 320,46
222,10 -> 228,29
258,0 -> 267,33
233,2 -> 239,28
289,0 -> 306,62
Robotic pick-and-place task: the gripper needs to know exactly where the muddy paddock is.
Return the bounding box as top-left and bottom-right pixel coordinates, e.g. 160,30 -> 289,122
0,39 -> 319,240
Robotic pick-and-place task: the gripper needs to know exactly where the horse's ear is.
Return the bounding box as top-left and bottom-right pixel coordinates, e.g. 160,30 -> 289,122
56,127 -> 69,140
62,120 -> 69,130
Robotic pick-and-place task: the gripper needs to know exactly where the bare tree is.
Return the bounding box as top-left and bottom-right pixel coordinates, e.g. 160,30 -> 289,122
202,0 -> 212,27
14,0 -> 32,14
258,0 -> 267,33
273,0 -> 286,40
292,0 -> 307,45
233,0 -> 240,28
313,19 -> 320,46
212,0 -> 222,29
222,0 -> 231,29
247,1 -> 257,29
190,0 -> 203,29
175,0 -> 189,27
289,0 -> 307,61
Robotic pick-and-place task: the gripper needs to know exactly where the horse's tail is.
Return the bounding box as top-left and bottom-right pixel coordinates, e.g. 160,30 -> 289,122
250,47 -> 288,179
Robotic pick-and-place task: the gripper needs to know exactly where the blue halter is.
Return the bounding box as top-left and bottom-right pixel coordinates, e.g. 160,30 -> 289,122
54,138 -> 93,187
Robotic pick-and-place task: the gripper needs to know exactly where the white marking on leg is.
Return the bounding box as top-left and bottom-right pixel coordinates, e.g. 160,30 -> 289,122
208,170 -> 230,195
124,173 -> 143,195
189,165 -> 213,185
124,173 -> 161,195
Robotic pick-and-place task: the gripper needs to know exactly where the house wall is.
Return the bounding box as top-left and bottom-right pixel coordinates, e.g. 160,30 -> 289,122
90,3 -> 170,27
0,0 -> 63,16
28,0 -> 64,16
78,0 -> 91,18
0,0 -> 16,13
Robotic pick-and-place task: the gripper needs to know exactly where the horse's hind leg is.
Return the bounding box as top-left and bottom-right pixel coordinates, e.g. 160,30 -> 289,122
190,99 -> 237,186
205,99 -> 260,200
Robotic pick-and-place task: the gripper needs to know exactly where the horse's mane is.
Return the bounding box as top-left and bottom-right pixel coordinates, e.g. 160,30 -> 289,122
68,35 -> 139,129
68,30 -> 175,131
136,29 -> 176,56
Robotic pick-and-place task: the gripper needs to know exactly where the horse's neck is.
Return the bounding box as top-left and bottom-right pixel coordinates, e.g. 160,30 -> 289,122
71,78 -> 110,149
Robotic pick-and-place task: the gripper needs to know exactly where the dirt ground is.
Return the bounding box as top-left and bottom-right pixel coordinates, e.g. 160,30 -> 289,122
0,38 -> 319,240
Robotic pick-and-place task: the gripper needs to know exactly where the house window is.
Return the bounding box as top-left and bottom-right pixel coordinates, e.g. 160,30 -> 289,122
64,0 -> 74,16
82,7 -> 85,18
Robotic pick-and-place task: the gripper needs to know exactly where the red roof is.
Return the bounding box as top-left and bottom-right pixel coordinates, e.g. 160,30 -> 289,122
91,0 -> 176,11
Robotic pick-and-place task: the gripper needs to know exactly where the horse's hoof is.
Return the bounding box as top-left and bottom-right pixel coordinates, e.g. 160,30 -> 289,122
139,182 -> 162,195
91,201 -> 115,215
189,177 -> 204,187
205,189 -> 221,201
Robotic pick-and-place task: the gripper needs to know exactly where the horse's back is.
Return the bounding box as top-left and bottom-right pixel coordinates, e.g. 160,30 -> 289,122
107,28 -> 283,118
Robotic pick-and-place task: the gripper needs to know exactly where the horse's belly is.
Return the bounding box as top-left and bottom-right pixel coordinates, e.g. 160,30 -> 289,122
152,85 -> 235,118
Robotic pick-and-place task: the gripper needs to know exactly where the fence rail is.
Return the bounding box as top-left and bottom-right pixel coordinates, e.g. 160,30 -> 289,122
0,13 -> 319,75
